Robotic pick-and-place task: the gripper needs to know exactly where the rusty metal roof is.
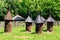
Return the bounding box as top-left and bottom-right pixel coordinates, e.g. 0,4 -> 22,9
25,16 -> 33,22
5,11 -> 12,20
35,15 -> 44,23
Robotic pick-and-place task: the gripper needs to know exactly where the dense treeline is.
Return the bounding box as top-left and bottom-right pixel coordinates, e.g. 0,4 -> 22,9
0,0 -> 60,20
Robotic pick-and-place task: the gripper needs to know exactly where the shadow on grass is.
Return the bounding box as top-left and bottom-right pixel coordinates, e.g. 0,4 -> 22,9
20,30 -> 26,32
0,32 -> 4,34
43,30 -> 47,32
31,32 -> 36,34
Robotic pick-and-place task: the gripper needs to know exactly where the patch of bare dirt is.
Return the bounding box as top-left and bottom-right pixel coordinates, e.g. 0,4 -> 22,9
14,36 -> 30,39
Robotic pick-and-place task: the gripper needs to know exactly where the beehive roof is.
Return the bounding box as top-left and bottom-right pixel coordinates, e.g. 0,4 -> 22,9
25,16 -> 33,22
41,16 -> 46,22
5,11 -> 12,20
47,16 -> 55,22
35,15 -> 44,23
13,15 -> 25,21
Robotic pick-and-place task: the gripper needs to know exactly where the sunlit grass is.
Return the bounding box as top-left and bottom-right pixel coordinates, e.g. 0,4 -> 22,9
0,26 -> 60,40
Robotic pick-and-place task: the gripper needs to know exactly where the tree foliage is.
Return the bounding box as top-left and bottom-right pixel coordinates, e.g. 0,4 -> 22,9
0,0 -> 60,20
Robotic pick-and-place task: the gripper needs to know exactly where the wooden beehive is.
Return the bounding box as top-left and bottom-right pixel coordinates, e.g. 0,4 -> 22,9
47,16 -> 55,32
35,15 -> 44,33
4,11 -> 12,32
25,16 -> 33,32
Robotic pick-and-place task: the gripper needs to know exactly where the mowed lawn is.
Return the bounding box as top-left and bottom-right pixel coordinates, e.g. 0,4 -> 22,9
0,26 -> 60,40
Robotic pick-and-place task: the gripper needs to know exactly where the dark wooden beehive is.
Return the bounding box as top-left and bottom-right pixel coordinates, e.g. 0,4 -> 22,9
35,15 -> 44,33
25,16 -> 33,32
47,16 -> 55,32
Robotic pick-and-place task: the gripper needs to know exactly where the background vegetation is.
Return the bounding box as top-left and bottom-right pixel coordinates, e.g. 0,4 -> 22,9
0,0 -> 60,20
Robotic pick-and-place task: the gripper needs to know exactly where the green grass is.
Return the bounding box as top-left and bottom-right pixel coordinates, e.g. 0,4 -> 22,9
0,26 -> 60,40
